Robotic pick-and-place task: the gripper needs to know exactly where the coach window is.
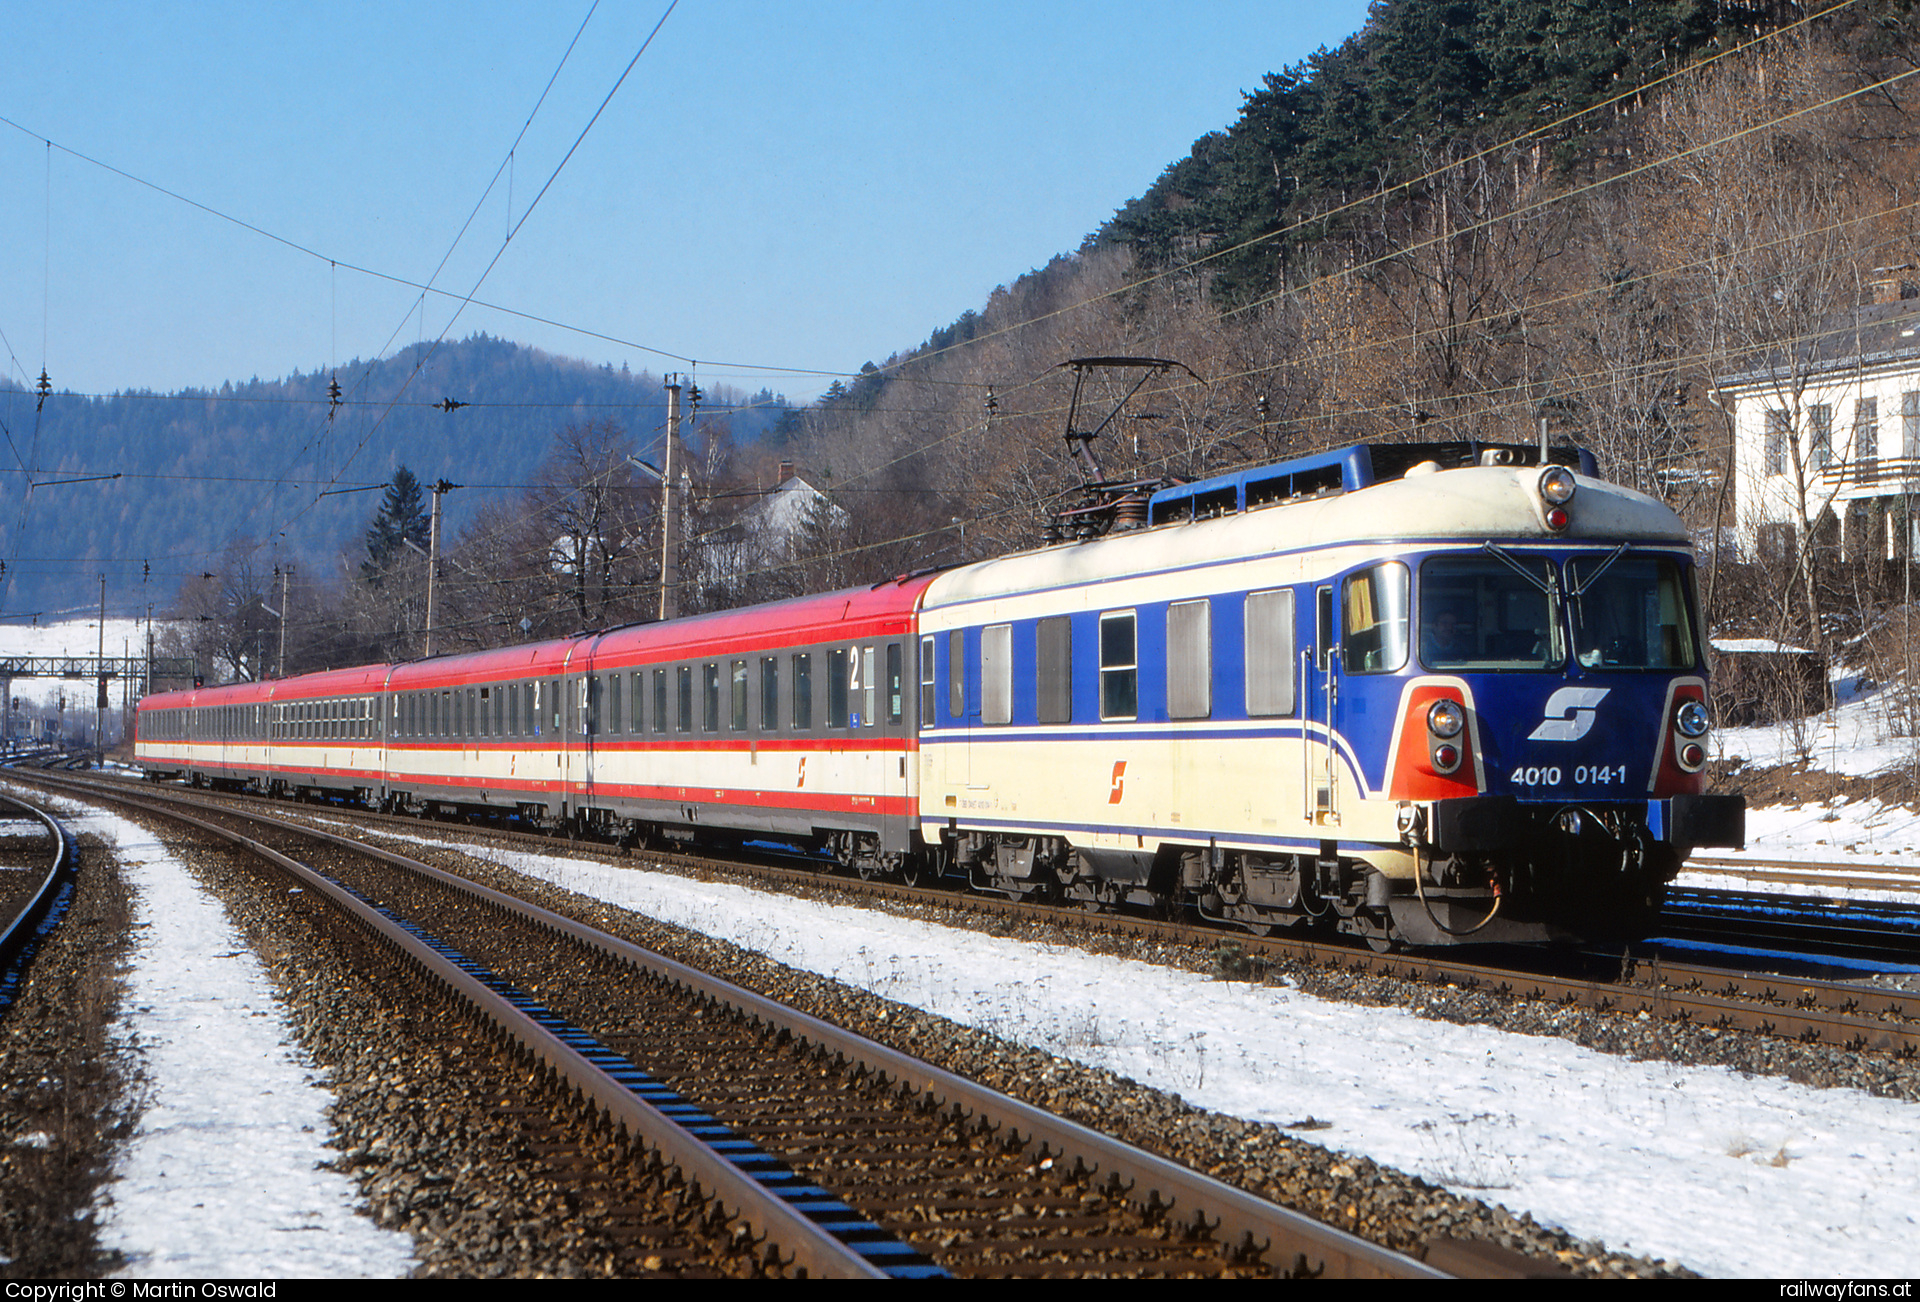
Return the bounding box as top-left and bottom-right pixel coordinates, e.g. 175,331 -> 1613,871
630,672 -> 645,733
1168,599 -> 1212,720
1036,617 -> 1071,725
676,666 -> 693,733
652,669 -> 668,733
919,638 -> 935,728
792,653 -> 813,730
947,630 -> 964,720
886,643 -> 903,726
1342,562 -> 1410,674
827,649 -> 850,728
760,657 -> 779,732
981,624 -> 1013,726
586,675 -> 602,736
547,679 -> 561,735
702,664 -> 721,732
1244,589 -> 1297,716
860,646 -> 877,727
730,660 -> 748,731
1100,611 -> 1138,721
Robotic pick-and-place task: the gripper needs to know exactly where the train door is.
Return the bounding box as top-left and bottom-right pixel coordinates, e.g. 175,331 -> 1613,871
943,627 -> 970,791
1306,583 -> 1339,824
877,640 -> 910,852
581,671 -> 601,810
1323,562 -> 1412,825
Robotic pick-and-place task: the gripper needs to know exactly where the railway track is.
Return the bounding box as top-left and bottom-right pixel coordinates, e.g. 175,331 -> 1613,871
1653,886 -> 1920,969
1686,854 -> 1920,897
0,788 -> 80,1018
36,768 -> 1920,1061
25,770 -> 1454,1279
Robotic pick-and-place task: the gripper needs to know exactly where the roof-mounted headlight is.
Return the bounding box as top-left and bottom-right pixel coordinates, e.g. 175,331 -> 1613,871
1538,466 -> 1577,505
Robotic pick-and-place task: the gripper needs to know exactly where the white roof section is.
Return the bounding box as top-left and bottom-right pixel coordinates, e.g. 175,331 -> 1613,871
924,465 -> 1689,610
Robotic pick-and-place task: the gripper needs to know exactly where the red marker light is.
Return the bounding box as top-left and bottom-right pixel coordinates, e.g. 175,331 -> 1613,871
1545,506 -> 1570,530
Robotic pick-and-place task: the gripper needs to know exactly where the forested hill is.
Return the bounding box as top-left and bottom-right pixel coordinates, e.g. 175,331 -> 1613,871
1097,0 -> 1819,303
0,334 -> 785,617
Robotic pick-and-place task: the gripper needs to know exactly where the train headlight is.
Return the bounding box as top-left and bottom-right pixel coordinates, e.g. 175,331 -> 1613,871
1675,701 -> 1710,738
1538,466 -> 1577,504
1427,699 -> 1466,738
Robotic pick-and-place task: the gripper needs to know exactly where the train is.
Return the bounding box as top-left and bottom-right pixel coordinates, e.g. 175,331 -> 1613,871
133,439 -> 1744,949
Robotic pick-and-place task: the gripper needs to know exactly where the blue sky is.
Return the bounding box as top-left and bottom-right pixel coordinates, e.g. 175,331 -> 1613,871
1,1 -> 1372,404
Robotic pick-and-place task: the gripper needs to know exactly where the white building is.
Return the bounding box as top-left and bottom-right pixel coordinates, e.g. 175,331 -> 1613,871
1724,286 -> 1920,562
696,463 -> 846,596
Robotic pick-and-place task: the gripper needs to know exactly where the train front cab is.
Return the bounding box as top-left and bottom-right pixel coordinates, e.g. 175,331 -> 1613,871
1351,543 -> 1745,943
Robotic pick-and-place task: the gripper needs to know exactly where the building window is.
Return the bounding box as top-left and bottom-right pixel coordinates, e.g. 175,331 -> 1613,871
1904,391 -> 1918,460
1809,403 -> 1833,471
1857,397 -> 1879,472
1765,409 -> 1789,476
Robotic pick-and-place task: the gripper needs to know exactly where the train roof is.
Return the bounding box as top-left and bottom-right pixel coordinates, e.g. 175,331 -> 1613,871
582,574 -> 937,668
381,574 -> 939,689
138,664 -> 395,711
925,462 -> 1689,610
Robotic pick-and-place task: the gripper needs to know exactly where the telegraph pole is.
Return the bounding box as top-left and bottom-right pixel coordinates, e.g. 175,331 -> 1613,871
279,564 -> 293,677
426,480 -> 458,656
96,575 -> 105,764
660,377 -> 682,621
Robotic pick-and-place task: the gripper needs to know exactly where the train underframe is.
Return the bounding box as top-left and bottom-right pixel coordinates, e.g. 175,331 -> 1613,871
938,791 -> 1743,949
164,763 -> 1740,950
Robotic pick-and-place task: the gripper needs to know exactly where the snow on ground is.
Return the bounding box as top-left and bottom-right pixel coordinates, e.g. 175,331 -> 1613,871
76,807 -> 416,1278
345,822 -> 1920,1279
1717,672 -> 1920,783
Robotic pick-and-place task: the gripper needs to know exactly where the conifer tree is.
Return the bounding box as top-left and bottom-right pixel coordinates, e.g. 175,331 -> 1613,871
361,466 -> 431,586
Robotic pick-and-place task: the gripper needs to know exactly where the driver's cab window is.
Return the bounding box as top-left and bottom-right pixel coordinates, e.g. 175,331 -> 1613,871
1341,562 -> 1410,674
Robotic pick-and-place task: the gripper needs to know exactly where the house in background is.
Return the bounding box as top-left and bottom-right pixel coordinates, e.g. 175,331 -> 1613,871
1723,271 -> 1920,563
694,461 -> 845,601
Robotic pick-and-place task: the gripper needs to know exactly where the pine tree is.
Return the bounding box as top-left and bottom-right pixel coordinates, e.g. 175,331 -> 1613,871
361,466 -> 431,586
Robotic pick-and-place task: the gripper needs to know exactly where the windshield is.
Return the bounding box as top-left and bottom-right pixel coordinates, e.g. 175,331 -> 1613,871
1417,551 -> 1698,672
1567,555 -> 1698,669
1419,555 -> 1561,670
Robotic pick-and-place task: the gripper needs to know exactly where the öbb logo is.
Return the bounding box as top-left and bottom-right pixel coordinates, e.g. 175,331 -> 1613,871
1527,687 -> 1609,742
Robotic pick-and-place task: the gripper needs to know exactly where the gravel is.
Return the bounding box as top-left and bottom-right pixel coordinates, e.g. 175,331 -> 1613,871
0,833 -> 136,1278
56,786 -> 1905,1277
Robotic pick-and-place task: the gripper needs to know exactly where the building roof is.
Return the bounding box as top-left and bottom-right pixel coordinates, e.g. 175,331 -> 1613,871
1719,297 -> 1920,389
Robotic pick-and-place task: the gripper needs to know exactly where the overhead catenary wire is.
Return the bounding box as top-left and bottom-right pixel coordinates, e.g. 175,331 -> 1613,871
0,4 -> 1897,617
